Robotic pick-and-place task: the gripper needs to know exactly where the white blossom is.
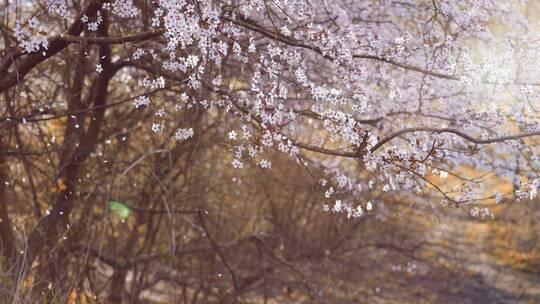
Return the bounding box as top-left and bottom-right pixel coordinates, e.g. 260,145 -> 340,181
228,130 -> 237,141
151,123 -> 163,133
133,96 -> 150,108
366,201 -> 373,212
175,128 -> 194,140
28,17 -> 40,28
494,191 -> 502,204
259,159 -> 271,169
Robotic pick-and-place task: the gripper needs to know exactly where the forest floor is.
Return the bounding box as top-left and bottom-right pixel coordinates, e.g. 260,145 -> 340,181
422,215 -> 540,304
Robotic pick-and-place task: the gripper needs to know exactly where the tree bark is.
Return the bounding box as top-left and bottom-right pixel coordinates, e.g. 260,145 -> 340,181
0,135 -> 16,266
15,11 -> 119,302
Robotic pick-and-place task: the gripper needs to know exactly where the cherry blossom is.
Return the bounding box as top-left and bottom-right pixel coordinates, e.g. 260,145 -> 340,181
4,0 -> 540,223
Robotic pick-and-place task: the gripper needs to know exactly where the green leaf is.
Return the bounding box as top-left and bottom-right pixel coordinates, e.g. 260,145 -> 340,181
108,200 -> 132,220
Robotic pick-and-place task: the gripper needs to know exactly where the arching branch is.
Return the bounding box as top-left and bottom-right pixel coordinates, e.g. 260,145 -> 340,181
370,127 -> 540,153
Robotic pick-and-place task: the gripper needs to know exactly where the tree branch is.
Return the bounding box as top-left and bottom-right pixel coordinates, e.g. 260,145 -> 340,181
223,14 -> 540,86
370,127 -> 540,153
59,29 -> 164,45
0,0 -> 104,93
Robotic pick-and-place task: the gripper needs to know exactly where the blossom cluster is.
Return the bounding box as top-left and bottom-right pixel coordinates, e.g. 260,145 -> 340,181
15,0 -> 540,219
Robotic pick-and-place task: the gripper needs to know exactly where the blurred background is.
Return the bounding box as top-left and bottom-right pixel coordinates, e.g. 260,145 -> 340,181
2,0 -> 540,303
